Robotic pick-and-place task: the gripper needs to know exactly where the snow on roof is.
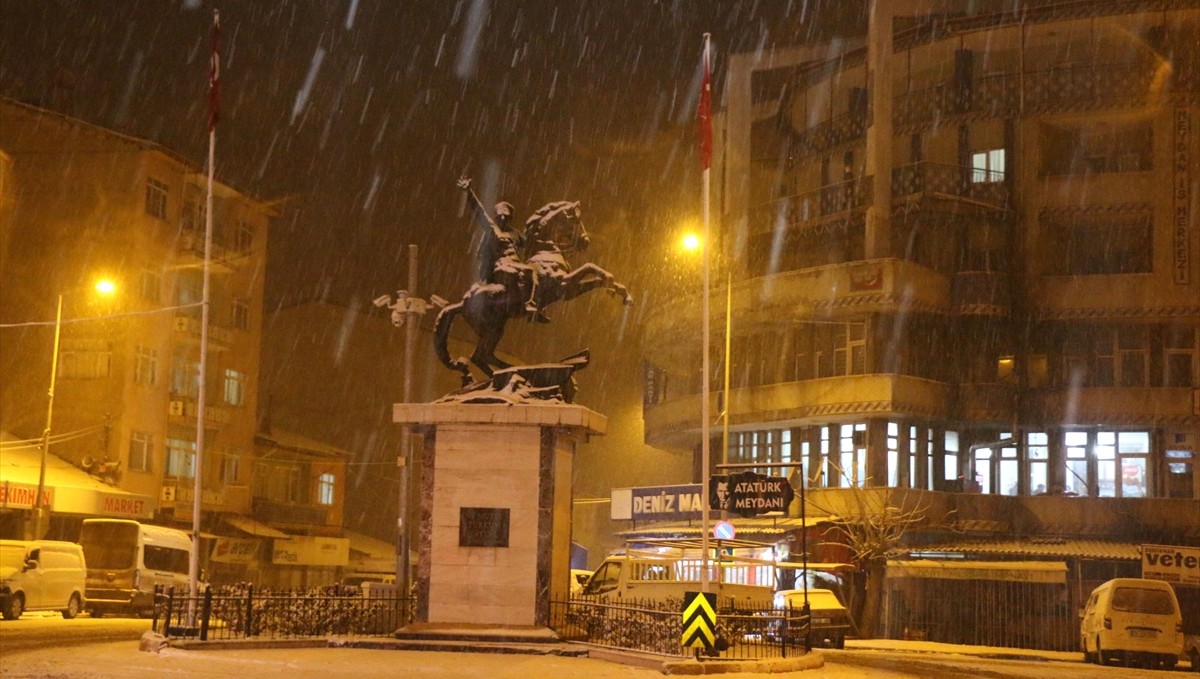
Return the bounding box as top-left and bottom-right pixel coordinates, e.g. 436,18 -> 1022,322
903,538 -> 1142,561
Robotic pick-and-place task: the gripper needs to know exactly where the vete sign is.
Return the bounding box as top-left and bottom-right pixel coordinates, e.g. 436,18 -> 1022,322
1142,544 -> 1200,586
709,472 -> 795,517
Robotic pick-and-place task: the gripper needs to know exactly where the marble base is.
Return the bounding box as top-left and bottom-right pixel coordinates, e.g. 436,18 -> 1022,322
394,403 -> 606,627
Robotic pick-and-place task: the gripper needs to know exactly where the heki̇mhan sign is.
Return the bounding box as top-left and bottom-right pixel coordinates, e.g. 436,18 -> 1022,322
710,471 -> 795,517
1142,544 -> 1200,587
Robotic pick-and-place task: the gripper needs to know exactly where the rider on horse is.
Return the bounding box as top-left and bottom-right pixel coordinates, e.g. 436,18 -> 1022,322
458,177 -> 547,323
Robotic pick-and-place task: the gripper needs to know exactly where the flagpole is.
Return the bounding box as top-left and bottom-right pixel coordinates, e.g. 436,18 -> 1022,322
699,32 -> 713,594
191,7 -> 219,604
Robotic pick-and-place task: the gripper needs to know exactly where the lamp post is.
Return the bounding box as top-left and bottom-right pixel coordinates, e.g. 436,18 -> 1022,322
681,230 -> 712,592
32,279 -> 116,539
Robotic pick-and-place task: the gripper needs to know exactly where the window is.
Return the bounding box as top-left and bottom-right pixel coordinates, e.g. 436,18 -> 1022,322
944,431 -> 960,481
887,422 -> 900,487
232,298 -> 249,331
1040,122 -> 1153,175
135,345 -> 158,386
1166,449 -> 1195,499
1165,328 -> 1196,388
234,220 -> 254,253
317,473 -> 335,506
139,268 -> 161,303
1046,212 -> 1152,276
171,358 -> 199,398
1064,431 -> 1090,496
181,198 -> 199,232
129,431 -> 153,472
1117,328 -> 1148,388
838,423 -> 867,488
971,148 -> 1005,183
221,451 -> 241,484
145,178 -> 168,219
1028,432 -> 1048,495
166,438 -> 195,478
59,339 -> 112,379
223,369 -> 246,406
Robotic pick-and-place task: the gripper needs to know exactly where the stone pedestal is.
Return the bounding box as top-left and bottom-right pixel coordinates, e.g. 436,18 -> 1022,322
393,403 -> 605,628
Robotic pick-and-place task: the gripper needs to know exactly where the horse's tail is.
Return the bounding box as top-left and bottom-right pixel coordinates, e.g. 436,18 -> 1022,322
433,302 -> 473,386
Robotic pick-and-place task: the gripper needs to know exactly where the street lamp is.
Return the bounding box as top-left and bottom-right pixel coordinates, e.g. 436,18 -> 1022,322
32,278 -> 117,539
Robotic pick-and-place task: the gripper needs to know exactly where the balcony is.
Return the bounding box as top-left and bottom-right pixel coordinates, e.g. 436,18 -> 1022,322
891,162 -> 1009,211
253,497 -> 329,527
749,178 -> 871,241
1027,387 -> 1197,427
951,272 -> 1010,315
167,396 -> 232,428
955,382 -> 1016,424
783,111 -> 867,164
172,314 -> 235,350
176,229 -> 237,273
644,374 -> 951,449
645,258 -> 951,345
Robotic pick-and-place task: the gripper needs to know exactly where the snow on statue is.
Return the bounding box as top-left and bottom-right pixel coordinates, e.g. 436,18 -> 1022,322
431,176 -> 632,403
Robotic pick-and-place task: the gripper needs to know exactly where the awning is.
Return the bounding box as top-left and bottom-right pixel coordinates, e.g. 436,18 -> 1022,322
906,538 -> 1142,561
0,445 -> 153,519
345,530 -> 400,573
618,515 -> 836,539
886,559 -> 1068,584
223,515 -> 290,539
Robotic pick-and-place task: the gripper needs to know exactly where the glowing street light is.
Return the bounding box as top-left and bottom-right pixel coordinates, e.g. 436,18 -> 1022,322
32,278 -> 117,539
681,232 -> 702,253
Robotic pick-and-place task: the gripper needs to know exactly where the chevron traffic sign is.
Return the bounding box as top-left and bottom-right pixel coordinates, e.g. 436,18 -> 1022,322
681,591 -> 717,650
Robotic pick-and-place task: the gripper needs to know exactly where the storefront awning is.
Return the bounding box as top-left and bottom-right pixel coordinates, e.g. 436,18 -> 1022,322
886,559 -> 1067,584
223,515 -> 290,539
0,445 -> 153,519
618,515 -> 836,540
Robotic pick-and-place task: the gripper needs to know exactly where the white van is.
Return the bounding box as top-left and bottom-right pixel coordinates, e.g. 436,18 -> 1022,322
79,519 -> 193,617
0,540 -> 87,620
1081,577 -> 1183,669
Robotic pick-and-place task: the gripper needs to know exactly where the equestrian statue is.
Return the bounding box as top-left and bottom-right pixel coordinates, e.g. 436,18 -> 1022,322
431,177 -> 632,401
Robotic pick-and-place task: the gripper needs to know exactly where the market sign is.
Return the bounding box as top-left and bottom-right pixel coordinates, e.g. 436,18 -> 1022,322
1142,544 -> 1200,587
709,472 -> 794,517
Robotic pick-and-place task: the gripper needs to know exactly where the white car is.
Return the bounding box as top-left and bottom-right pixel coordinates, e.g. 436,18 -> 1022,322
0,540 -> 87,620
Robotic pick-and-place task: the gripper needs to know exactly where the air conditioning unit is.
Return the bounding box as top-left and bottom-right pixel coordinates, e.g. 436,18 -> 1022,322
169,400 -> 185,416
161,485 -> 176,502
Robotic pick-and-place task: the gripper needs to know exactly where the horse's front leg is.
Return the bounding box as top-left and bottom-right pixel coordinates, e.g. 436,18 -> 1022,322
560,263 -> 633,305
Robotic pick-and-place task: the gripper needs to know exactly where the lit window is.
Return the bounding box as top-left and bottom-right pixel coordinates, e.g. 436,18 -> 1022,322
971,149 -> 1005,183
317,473 -> 335,506
224,369 -> 245,406
129,431 -> 153,472
135,345 -> 158,386
145,178 -> 168,219
166,438 -> 195,478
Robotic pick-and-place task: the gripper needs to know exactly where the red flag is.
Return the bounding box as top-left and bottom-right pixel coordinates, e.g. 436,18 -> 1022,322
697,41 -> 712,171
208,10 -> 220,132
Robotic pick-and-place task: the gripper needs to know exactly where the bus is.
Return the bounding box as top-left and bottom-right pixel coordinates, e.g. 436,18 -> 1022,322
78,519 -> 193,617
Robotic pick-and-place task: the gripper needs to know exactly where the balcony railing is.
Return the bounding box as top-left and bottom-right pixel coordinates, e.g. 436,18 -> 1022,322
892,162 -> 1008,208
253,497 -> 328,526
784,111 -> 868,165
749,178 -> 871,236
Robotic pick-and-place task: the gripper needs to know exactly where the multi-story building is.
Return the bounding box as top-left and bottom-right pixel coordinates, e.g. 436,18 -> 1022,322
0,99 -> 351,585
639,2 -> 1198,647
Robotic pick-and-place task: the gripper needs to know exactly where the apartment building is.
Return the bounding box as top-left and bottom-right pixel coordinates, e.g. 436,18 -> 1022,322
0,100 -> 350,585
638,2 -> 1199,648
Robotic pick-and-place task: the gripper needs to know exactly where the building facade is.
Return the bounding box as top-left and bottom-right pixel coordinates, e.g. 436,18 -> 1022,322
638,1 -> 1199,647
0,100 -> 350,585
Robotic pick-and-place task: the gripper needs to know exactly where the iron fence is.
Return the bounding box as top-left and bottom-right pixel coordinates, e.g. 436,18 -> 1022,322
153,584 -> 413,641
549,597 -> 818,660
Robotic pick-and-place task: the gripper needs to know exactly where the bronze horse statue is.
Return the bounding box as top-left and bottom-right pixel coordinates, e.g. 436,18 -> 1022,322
433,199 -> 633,386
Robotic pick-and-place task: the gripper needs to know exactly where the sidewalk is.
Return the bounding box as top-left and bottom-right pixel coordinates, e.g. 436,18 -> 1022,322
845,638 -> 1081,664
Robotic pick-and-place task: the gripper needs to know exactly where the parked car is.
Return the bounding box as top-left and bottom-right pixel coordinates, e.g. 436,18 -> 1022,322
1080,577 -> 1182,669
0,540 -> 87,620
770,588 -> 851,649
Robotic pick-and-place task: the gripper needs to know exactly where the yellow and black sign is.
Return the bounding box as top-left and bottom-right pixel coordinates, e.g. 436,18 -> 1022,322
681,591 -> 717,650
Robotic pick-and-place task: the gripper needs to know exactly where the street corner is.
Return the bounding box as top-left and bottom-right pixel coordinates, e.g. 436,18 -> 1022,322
661,652 -> 824,675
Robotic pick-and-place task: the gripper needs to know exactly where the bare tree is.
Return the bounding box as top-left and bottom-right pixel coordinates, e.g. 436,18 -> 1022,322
806,465 -> 953,638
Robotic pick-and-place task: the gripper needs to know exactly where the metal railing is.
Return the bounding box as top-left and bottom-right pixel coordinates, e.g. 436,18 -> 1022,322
153,584 -> 413,641
549,596 -> 817,660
